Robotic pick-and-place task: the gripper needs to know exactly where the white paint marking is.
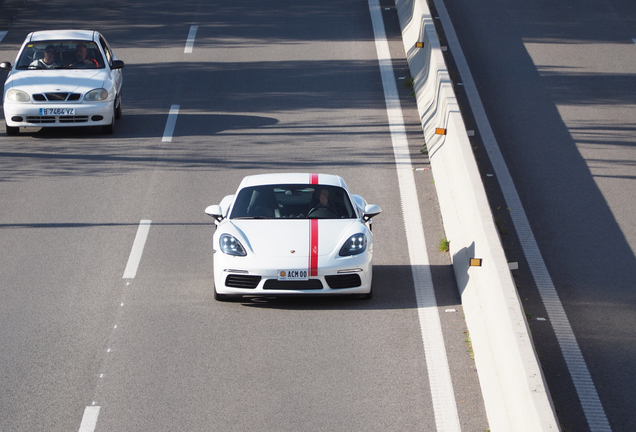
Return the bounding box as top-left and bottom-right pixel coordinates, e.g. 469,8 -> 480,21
430,0 -> 612,429
0,31 -> 7,43
368,1 -> 461,430
122,220 -> 152,279
162,105 -> 180,142
185,26 -> 198,53
78,406 -> 100,432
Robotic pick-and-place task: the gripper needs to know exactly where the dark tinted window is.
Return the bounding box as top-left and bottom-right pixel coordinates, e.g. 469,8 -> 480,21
230,184 -> 355,219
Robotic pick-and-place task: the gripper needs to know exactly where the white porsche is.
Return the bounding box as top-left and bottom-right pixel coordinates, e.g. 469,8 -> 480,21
205,173 -> 381,301
1,30 -> 124,135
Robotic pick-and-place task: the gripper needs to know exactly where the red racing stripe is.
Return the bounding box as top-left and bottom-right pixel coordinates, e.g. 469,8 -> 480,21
309,219 -> 319,276
308,173 -> 319,276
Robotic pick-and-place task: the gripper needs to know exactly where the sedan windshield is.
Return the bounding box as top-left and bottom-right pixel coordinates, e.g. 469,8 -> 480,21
230,184 -> 356,219
16,40 -> 104,70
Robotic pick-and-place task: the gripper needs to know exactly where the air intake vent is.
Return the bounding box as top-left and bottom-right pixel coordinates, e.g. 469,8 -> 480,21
225,275 -> 261,289
263,279 -> 323,290
325,274 -> 362,289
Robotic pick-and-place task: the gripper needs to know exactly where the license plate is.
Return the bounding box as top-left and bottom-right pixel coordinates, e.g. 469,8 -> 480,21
278,269 -> 308,281
39,108 -> 75,115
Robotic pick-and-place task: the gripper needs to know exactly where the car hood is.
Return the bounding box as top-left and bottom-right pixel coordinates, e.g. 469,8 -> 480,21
5,69 -> 108,94
229,219 -> 359,257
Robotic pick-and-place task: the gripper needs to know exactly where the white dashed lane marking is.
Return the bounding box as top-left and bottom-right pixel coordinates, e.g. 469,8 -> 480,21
122,220 -> 152,279
161,105 -> 180,142
185,25 -> 198,53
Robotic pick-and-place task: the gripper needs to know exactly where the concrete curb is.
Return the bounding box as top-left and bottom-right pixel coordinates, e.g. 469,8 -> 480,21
393,0 -> 560,430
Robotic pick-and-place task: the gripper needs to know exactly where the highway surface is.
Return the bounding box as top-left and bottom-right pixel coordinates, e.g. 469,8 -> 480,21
0,0 -> 489,431
435,0 -> 636,430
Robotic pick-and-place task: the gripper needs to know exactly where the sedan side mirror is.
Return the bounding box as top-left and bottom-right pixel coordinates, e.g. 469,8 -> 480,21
205,205 -> 224,222
0,62 -> 12,71
110,60 -> 124,69
363,204 -> 381,221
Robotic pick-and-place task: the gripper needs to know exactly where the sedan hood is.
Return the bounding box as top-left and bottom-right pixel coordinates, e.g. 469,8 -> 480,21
230,219 -> 358,257
5,69 -> 107,94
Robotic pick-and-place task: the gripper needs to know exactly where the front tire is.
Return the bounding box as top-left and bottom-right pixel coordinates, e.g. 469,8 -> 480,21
102,111 -> 115,135
6,125 -> 19,136
114,94 -> 122,119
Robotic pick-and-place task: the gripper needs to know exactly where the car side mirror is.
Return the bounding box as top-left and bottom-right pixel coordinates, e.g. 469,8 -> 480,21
110,60 -> 124,69
363,204 -> 381,221
205,205 -> 224,222
0,62 -> 12,71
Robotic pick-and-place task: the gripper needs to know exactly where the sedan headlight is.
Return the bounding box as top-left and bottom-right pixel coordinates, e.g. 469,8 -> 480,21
339,233 -> 367,256
84,88 -> 108,101
219,234 -> 247,256
6,89 -> 30,102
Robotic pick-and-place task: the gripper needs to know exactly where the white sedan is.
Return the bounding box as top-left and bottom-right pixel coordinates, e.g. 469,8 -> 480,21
205,173 -> 381,301
1,30 -> 124,135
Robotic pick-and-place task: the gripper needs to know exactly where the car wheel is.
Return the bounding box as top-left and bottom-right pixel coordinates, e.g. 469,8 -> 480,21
102,110 -> 115,134
6,125 -> 19,136
114,94 -> 122,119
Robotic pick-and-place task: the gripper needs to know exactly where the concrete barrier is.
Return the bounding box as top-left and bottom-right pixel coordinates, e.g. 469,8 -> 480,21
393,0 -> 560,430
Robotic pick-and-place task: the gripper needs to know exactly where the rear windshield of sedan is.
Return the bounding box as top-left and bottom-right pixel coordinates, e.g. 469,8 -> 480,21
230,184 -> 356,219
16,40 -> 105,69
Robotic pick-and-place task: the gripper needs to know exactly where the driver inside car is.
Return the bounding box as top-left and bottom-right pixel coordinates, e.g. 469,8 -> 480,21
68,43 -> 98,68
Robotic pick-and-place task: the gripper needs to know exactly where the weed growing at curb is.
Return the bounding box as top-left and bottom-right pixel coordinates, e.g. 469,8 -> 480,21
464,330 -> 475,360
438,237 -> 450,252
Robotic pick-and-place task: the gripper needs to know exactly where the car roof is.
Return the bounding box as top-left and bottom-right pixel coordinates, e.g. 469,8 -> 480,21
239,173 -> 347,189
28,30 -> 98,42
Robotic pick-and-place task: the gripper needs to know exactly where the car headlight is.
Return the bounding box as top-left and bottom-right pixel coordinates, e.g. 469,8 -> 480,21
6,89 -> 30,102
84,88 -> 108,101
339,233 -> 367,256
219,234 -> 247,256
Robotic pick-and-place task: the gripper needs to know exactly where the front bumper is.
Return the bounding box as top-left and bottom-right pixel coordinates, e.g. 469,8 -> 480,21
213,253 -> 373,296
3,100 -> 114,128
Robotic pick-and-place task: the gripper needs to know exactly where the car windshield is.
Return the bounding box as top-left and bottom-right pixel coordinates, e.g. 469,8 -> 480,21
230,184 -> 356,220
16,40 -> 105,70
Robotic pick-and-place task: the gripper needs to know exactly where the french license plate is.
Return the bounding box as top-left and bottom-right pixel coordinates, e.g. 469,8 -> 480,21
39,108 -> 75,115
278,269 -> 308,281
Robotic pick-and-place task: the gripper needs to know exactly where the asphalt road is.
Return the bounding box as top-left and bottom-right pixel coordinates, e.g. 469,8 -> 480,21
0,0 -> 488,431
436,0 -> 636,430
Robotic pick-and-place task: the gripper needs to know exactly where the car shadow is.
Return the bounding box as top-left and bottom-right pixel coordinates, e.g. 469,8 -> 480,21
223,264 -> 462,311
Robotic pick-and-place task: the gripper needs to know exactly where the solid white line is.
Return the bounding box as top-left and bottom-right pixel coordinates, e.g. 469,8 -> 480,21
430,0 -> 612,430
185,26 -> 198,53
78,406 -> 100,432
123,220 -> 152,279
368,1 -> 461,431
0,31 -> 7,43
162,105 -> 180,142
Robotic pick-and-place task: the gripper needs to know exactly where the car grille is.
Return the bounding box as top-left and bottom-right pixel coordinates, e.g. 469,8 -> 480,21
32,93 -> 82,102
59,116 -> 89,123
25,116 -> 89,124
25,116 -> 56,124
325,274 -> 362,289
225,274 -> 261,289
263,279 -> 323,290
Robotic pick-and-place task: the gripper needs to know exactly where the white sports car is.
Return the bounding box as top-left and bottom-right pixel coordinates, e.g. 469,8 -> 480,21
1,30 -> 124,135
205,173 -> 381,301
